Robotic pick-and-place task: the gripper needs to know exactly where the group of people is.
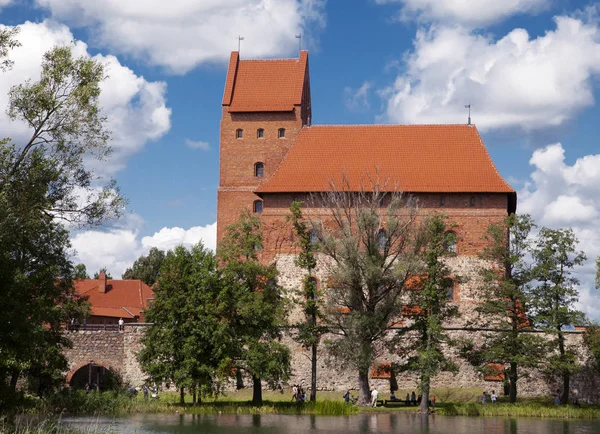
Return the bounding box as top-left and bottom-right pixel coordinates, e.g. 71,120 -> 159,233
291,384 -> 307,402
481,390 -> 498,404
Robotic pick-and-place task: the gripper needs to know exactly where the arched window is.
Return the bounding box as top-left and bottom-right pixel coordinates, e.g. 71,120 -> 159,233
257,128 -> 264,138
470,195 -> 476,206
236,129 -> 243,139
253,200 -> 263,213
255,162 -> 264,177
447,282 -> 455,301
440,195 -> 445,207
378,229 -> 387,250
445,231 -> 457,254
278,128 -> 286,138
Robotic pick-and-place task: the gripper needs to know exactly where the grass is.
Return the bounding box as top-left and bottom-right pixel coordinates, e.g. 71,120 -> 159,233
436,402 -> 600,419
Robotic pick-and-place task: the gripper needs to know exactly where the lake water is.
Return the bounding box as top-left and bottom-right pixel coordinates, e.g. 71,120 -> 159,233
61,413 -> 600,433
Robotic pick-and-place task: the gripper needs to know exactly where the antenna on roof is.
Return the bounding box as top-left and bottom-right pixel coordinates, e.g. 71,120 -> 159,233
237,35 -> 245,53
465,103 -> 472,126
295,34 -> 302,52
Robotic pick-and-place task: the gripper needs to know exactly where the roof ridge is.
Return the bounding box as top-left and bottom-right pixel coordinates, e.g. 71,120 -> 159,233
240,58 -> 300,62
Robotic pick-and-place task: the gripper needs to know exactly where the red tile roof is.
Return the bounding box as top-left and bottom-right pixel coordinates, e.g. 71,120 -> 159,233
256,125 -> 514,194
222,51 -> 308,112
75,279 -> 154,319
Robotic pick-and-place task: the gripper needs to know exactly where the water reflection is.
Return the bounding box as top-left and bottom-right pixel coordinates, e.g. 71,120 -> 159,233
61,412 -> 600,434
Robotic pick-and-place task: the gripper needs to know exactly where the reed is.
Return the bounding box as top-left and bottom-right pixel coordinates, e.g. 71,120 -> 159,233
437,402 -> 600,419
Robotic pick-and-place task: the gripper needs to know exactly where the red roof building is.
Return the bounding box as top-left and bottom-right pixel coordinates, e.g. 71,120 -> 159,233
74,272 -> 154,324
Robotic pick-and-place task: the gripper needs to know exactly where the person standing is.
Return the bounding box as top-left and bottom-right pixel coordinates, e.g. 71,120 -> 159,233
481,391 -> 487,404
490,390 -> 497,404
118,317 -> 124,331
143,385 -> 149,400
371,388 -> 379,407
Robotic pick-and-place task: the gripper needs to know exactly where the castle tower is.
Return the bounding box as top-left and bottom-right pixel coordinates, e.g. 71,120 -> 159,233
217,51 -> 312,243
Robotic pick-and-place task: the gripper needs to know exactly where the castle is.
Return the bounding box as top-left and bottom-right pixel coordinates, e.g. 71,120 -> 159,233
215,51 -> 594,396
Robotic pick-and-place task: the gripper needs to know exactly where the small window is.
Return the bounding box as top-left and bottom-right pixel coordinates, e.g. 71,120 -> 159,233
378,229 -> 387,250
257,128 -> 264,138
255,162 -> 264,178
278,128 -> 285,138
447,284 -> 455,301
440,195 -> 445,207
379,194 -> 386,208
310,230 -> 319,245
470,196 -> 476,207
253,200 -> 263,213
445,231 -> 457,254
236,129 -> 243,139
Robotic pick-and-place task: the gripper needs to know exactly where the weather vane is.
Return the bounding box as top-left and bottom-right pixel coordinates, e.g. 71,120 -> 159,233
465,104 -> 471,126
237,35 -> 245,52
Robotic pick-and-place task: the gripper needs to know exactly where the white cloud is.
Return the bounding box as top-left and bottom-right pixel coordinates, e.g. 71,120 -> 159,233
36,0 -> 326,74
185,139 -> 210,151
380,15 -> 600,131
376,0 -> 548,27
0,20 -> 171,176
344,81 -> 372,112
519,143 -> 600,320
71,220 -> 217,278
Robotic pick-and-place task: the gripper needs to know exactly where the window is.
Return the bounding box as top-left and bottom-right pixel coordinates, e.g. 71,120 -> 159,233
445,231 -> 457,254
236,129 -> 243,139
278,128 -> 285,138
257,128 -> 264,138
378,229 -> 387,250
255,162 -> 264,177
447,284 -> 455,301
440,195 -> 445,207
309,230 -> 319,245
470,195 -> 476,206
253,200 -> 263,213
379,194 -> 386,208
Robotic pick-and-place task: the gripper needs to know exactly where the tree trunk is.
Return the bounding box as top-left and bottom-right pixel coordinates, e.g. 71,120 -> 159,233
509,362 -> 517,403
192,388 -> 197,405
419,376 -> 430,414
179,387 -> 185,405
310,342 -> 317,402
9,369 -> 20,394
358,369 -> 370,406
558,331 -> 569,404
252,376 -> 263,406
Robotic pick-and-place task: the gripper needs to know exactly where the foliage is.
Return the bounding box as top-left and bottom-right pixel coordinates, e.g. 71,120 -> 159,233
72,264 -> 90,280
530,227 -> 586,404
122,247 -> 166,285
138,243 -> 224,403
595,257 -> 600,290
92,268 -> 112,279
464,214 -> 546,403
583,325 -> 600,376
310,177 -> 422,405
393,213 -> 460,412
287,201 -> 326,402
218,211 -> 291,405
0,27 -> 20,72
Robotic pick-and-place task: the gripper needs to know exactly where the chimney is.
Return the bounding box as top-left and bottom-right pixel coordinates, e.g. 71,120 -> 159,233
98,272 -> 107,293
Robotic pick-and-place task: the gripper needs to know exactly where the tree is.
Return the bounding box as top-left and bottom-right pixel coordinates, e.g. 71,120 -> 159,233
139,243 -> 225,404
0,44 -> 124,407
394,214 -> 460,413
73,263 -> 90,279
471,214 -> 546,403
0,27 -> 20,71
122,247 -> 165,285
311,179 -> 422,406
531,227 -> 586,404
218,211 -> 291,405
595,257 -> 600,290
288,201 -> 326,402
93,267 -> 113,279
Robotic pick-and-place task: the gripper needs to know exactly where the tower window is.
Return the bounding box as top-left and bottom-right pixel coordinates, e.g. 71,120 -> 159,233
253,200 -> 263,213
278,128 -> 286,138
470,196 -> 476,206
378,229 -> 387,250
440,195 -> 445,207
236,129 -> 243,139
257,128 -> 264,138
445,231 -> 457,254
255,162 -> 264,178
309,230 -> 319,245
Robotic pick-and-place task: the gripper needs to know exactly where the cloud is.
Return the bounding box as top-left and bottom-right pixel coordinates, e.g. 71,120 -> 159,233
519,143 -> 600,320
376,0 -> 548,27
379,15 -> 600,131
185,139 -> 210,151
0,20 -> 171,177
344,81 -> 372,112
71,220 -> 217,278
36,0 -> 327,74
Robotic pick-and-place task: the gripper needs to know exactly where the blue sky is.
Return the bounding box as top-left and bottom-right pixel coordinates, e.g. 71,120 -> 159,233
1,0 -> 600,316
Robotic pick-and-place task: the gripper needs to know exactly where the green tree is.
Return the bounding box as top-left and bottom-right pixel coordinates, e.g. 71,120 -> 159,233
312,182 -> 422,406
471,214 -> 546,403
531,227 -> 586,404
139,243 -> 225,404
583,325 -> 600,376
0,27 -> 20,71
93,267 -> 113,279
394,214 -> 460,413
0,44 -> 124,407
218,211 -> 291,405
122,247 -> 165,285
73,263 -> 90,279
595,257 -> 600,290
288,201 -> 325,402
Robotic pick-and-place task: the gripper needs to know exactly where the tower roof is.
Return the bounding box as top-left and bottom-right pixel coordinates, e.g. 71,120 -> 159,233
222,51 -> 309,112
256,124 -> 514,194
